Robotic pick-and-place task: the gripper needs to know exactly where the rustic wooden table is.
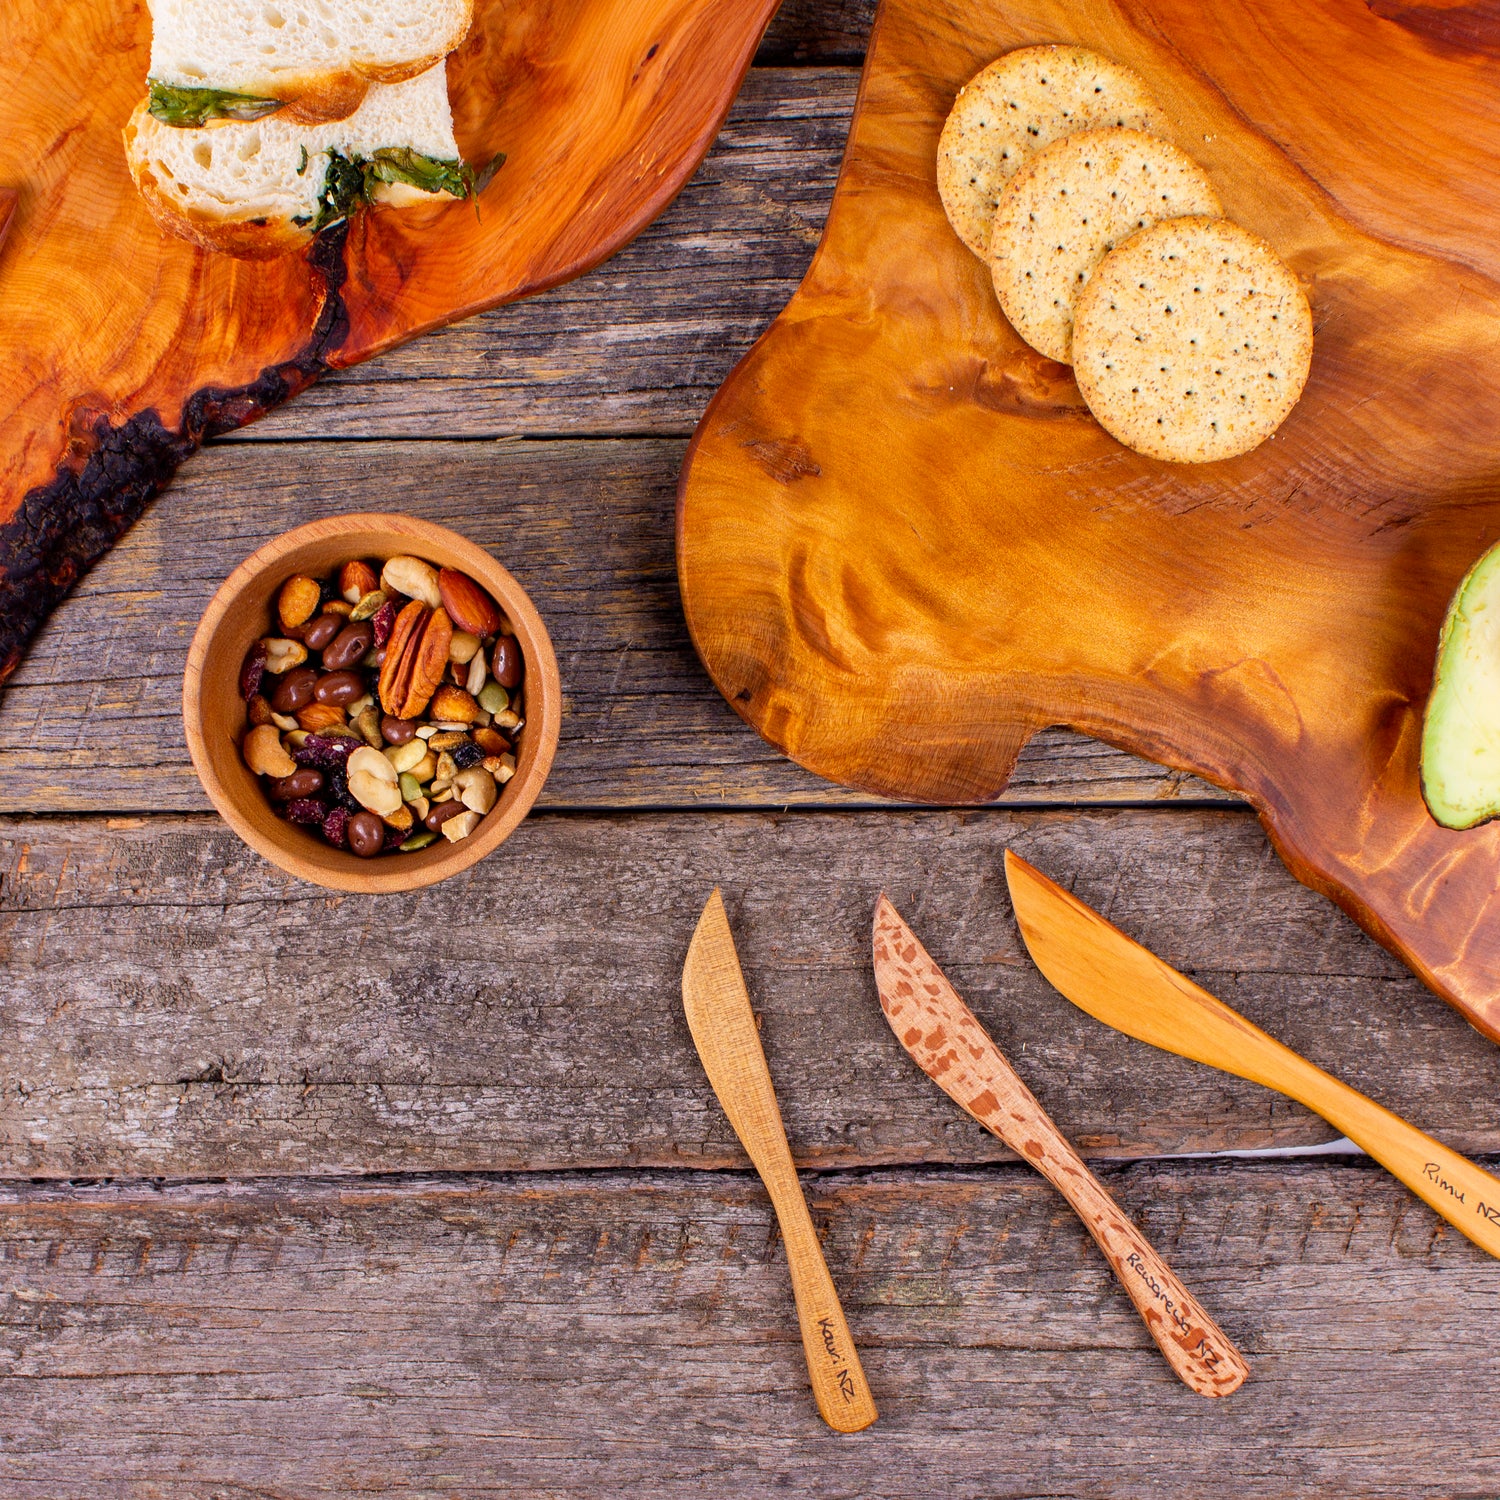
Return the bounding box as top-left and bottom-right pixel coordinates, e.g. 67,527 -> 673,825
4,5 -> 1499,1493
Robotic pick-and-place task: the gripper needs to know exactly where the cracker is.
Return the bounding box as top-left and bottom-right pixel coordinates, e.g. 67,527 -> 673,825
937,45 -> 1168,260
1071,215 -> 1313,463
988,128 -> 1222,363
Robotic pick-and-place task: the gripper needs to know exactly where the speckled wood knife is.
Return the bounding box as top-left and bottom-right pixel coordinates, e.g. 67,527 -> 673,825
872,894 -> 1248,1399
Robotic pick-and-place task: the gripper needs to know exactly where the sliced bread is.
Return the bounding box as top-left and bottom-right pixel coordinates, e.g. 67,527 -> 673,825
125,63 -> 464,258
147,0 -> 474,123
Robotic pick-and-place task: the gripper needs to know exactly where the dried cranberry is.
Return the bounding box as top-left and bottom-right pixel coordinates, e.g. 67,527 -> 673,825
292,732 -> 360,770
327,767 -> 363,813
371,599 -> 397,647
239,640 -> 268,701
451,741 -> 485,769
321,807 -> 351,848
384,821 -> 409,851
284,798 -> 325,826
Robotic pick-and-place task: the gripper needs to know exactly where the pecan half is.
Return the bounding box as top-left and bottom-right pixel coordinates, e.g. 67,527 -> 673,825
378,602 -> 453,720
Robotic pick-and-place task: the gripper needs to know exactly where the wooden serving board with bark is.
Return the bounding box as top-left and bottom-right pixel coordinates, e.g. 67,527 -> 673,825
677,0 -> 1500,1038
0,0 -> 777,686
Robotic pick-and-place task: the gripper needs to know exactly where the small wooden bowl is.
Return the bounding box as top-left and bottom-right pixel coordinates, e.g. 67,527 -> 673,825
184,513 -> 561,893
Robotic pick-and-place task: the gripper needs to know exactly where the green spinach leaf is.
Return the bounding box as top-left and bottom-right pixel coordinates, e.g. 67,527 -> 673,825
147,81 -> 284,127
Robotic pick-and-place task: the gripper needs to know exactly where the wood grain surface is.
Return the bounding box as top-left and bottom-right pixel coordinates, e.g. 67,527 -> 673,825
7,807 -> 1500,1180
0,437 -> 1224,813
676,0 -> 1500,1040
0,0 -> 777,688
0,72 -> 1210,813
6,5 -> 1499,1489
4,1164 -> 1499,1497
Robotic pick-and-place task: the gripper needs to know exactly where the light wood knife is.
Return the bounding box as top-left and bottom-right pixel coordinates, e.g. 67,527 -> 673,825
873,894 -> 1249,1398
682,889 -> 877,1433
1004,848 -> 1500,1263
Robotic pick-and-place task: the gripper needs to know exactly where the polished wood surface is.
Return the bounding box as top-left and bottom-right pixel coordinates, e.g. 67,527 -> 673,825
676,0 -> 1500,1042
5,9 -> 1500,1490
683,890 -> 877,1432
1007,850 -> 1500,1262
0,0 -> 778,685
873,895 -> 1248,1397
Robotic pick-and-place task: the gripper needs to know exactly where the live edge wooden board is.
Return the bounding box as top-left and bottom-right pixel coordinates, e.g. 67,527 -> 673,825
0,0 -> 777,687
677,0 -> 1500,1040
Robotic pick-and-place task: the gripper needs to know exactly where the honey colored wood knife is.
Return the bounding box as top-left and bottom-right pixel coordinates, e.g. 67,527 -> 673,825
1004,850 -> 1500,1263
682,889 -> 877,1433
872,895 -> 1249,1398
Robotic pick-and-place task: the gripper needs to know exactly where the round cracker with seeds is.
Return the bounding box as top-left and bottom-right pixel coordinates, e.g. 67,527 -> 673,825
937,45 -> 1169,261
1071,215 -> 1313,463
988,128 -> 1223,364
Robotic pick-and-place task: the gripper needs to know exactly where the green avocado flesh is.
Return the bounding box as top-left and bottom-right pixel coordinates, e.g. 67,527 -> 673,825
1421,541 -> 1500,829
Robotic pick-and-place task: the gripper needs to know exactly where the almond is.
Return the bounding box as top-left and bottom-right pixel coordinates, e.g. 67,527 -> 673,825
296,703 -> 347,731
438,568 -> 502,637
430,684 -> 480,724
278,574 -> 322,631
340,559 -> 378,605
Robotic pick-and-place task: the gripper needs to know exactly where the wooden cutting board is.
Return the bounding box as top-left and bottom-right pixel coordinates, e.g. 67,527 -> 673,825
677,0 -> 1500,1040
0,0 -> 777,684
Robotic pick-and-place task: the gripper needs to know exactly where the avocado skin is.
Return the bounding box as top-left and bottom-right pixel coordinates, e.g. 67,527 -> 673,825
1421,540 -> 1500,830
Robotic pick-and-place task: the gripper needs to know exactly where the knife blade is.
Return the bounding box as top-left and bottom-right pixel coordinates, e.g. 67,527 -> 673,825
682,888 -> 877,1432
1004,848 -> 1500,1263
873,893 -> 1248,1397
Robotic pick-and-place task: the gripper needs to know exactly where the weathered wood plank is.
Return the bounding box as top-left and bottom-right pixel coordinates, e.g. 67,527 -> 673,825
0,438 -> 1227,813
3,1163 -> 1497,1496
5,807 -> 1496,1180
229,70 -> 858,442
758,0 -> 876,63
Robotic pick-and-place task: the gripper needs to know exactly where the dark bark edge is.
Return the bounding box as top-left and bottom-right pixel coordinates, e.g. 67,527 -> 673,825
0,223 -> 351,687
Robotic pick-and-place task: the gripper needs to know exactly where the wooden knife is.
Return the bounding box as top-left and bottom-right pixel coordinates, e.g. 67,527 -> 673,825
873,894 -> 1249,1398
682,889 -> 877,1433
1004,849 -> 1500,1263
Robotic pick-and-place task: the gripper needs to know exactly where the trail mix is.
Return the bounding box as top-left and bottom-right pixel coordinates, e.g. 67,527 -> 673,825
238,554 -> 524,857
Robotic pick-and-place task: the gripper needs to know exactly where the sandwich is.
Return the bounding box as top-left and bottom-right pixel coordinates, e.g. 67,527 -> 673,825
125,63 -> 489,258
145,0 -> 475,125
125,0 -> 492,258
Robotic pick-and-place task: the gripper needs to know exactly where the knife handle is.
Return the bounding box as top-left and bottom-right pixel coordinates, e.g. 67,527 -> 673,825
1270,1050 -> 1500,1262
760,1157 -> 879,1434
1008,1109 -> 1249,1398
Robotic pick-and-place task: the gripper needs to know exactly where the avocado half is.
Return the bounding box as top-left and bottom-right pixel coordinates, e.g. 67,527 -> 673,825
1421,540 -> 1500,829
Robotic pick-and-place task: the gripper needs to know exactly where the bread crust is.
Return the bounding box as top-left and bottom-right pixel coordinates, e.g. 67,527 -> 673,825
185,0 -> 473,123
122,103 -> 314,260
